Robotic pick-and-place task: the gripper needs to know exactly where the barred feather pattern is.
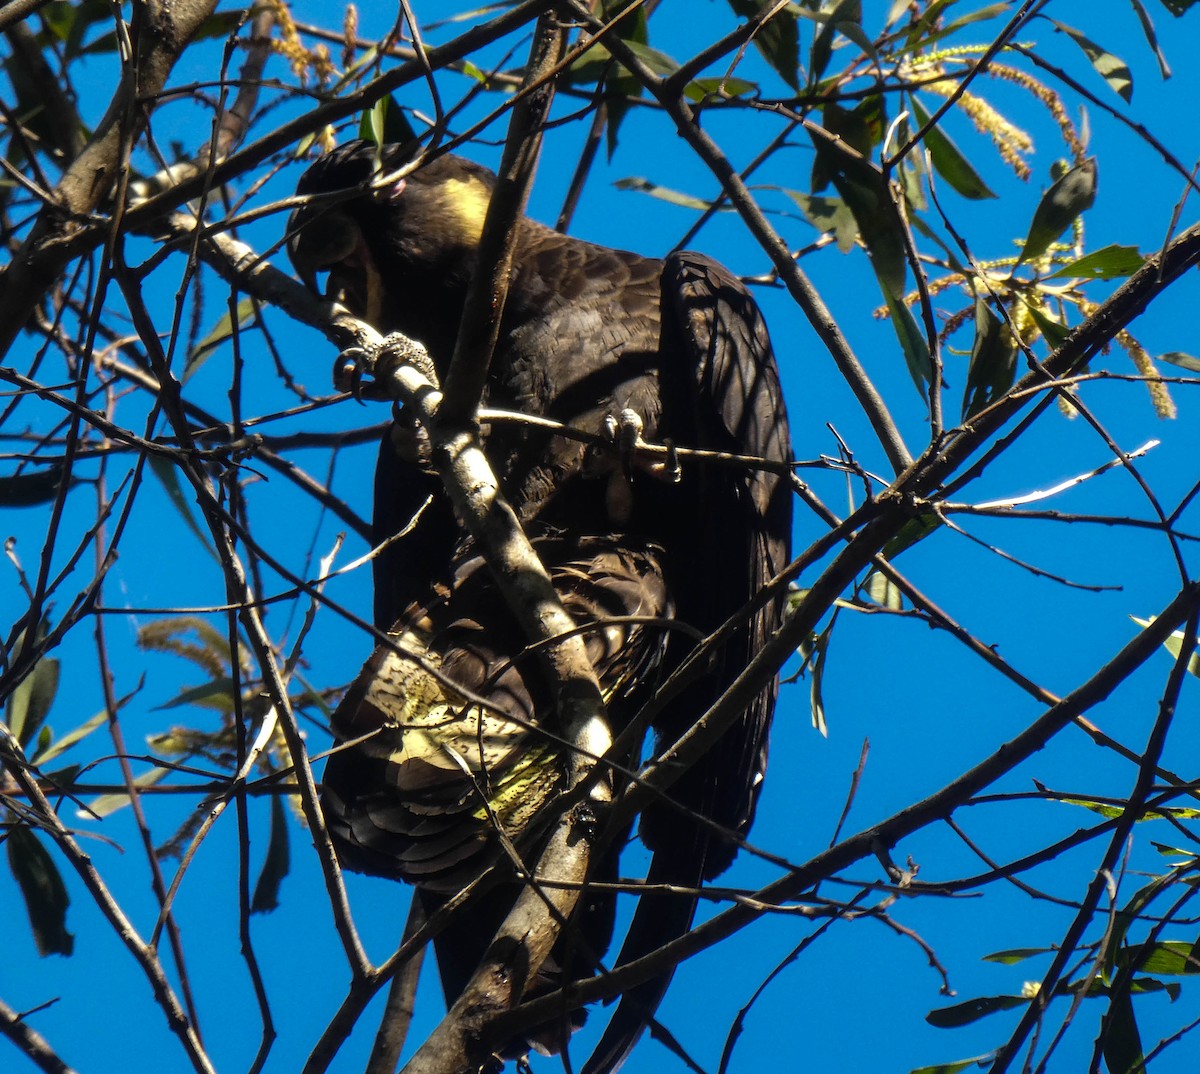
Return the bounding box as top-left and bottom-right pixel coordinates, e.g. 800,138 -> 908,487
322,537 -> 673,894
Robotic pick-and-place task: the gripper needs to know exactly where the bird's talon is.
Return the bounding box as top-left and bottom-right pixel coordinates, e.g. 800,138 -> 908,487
662,439 -> 682,483
333,347 -> 371,399
372,332 -> 440,389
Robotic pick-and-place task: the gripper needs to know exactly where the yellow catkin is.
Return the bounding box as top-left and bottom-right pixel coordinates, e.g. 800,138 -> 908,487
1120,331 -> 1176,418
343,5 -> 359,70
987,63 -> 1086,162
911,52 -> 1087,178
262,0 -> 335,85
923,76 -> 1034,180
1078,300 -> 1175,418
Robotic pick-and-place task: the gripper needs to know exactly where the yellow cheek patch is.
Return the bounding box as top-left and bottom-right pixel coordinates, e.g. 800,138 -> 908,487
442,175 -> 491,245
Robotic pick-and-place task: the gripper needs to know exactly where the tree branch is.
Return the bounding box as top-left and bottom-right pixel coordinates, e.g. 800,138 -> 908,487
0,0 -> 222,358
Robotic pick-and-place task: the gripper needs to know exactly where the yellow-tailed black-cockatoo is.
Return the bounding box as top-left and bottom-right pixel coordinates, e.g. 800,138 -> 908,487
288,139 -> 792,1072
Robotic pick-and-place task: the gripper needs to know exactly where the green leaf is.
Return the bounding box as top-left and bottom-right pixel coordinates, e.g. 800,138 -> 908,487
883,512 -> 941,559
1154,0 -> 1199,16
898,2 -> 1010,57
727,0 -> 799,90
909,1056 -> 996,1074
865,570 -> 902,610
807,626 -> 831,737
1150,841 -> 1196,859
147,455 -> 219,561
1129,0 -> 1172,78
984,947 -> 1055,964
0,462 -> 71,507
962,298 -> 1018,420
1018,158 -> 1098,265
614,177 -> 716,212
44,0 -> 110,58
885,292 -> 932,398
1047,244 -> 1145,280
152,677 -> 238,713
185,296 -> 256,381
251,793 -> 292,913
459,59 -> 487,85
1022,301 -> 1072,350
1119,941 -> 1200,976
839,167 -> 906,296
600,0 -> 648,158
568,38 -> 679,84
926,994 -> 1027,1028
358,93 -> 417,148
910,96 -> 996,200
812,101 -> 877,192
683,76 -> 757,102
6,653 -> 60,750
6,826 -> 73,956
784,191 -> 859,252
812,117 -> 908,299
87,767 -> 168,818
809,0 -> 862,85
426,3 -> 524,30
1052,21 -> 1134,103
1157,351 -> 1200,372
192,10 -> 249,44
1099,989 -> 1146,1074
31,710 -> 106,765
1130,616 -> 1200,676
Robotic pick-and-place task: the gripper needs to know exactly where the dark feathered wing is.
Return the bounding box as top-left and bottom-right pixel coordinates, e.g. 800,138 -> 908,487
582,253 -> 792,1074
322,536 -> 674,1023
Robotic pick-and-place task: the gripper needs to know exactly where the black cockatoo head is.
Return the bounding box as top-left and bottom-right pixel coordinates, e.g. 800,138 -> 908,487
287,140 -> 499,358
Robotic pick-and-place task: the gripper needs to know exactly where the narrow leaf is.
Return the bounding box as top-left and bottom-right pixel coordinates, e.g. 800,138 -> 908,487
1047,244 -> 1144,280
6,655 -> 60,749
1018,158 -> 1098,265
1157,351 -> 1200,372
728,0 -> 800,90
185,296 -> 256,381
251,793 -> 292,913
1022,302 -> 1072,349
31,710 -> 106,765
1120,940 -> 1200,976
358,93 -> 417,148
152,677 -> 238,713
1130,616 -> 1200,676
962,298 -> 1018,420
909,1057 -> 996,1074
1154,0 -> 1198,16
1052,21 -> 1134,102
910,96 -> 996,199
615,177 -> 717,212
147,455 -> 219,561
1129,0 -> 1172,78
926,994 -> 1026,1028
1099,989 -> 1146,1074
601,0 -> 648,157
808,628 -> 830,737
885,292 -> 932,397
882,513 -> 941,559
0,463 -> 70,508
865,570 -> 903,610
683,77 -> 757,102
7,826 -> 74,956
984,948 -> 1055,964
784,191 -> 859,252
86,767 -> 168,818
809,0 -> 862,85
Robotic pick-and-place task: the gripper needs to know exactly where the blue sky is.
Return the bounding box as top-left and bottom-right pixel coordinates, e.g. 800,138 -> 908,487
6,2 -> 1200,1073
